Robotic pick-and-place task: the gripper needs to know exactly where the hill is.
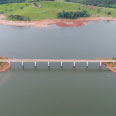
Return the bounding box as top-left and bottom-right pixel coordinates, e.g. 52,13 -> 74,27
0,1 -> 116,20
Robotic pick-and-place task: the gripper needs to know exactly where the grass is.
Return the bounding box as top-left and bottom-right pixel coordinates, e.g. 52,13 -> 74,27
0,1 -> 116,20
107,62 -> 112,64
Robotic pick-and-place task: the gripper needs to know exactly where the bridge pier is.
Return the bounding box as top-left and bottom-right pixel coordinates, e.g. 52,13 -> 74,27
60,61 -> 63,69
73,61 -> 76,69
48,62 -> 50,69
86,61 -> 88,69
9,61 -> 11,69
22,61 -> 24,68
99,62 -> 102,69
34,62 -> 37,69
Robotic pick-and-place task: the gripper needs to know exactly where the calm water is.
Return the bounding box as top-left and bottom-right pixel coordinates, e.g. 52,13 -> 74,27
0,21 -> 116,116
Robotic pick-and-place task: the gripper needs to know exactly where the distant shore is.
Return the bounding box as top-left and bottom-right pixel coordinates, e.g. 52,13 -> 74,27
0,14 -> 116,28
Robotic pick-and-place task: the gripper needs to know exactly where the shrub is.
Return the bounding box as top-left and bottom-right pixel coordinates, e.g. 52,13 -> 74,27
8,15 -> 30,21
107,11 -> 111,15
112,57 -> 116,60
5,9 -> 8,11
20,6 -> 24,9
33,2 -> 38,7
0,11 -> 4,14
9,8 -> 13,11
107,62 -> 112,64
57,10 -> 89,19
97,8 -> 101,13
25,3 -> 28,6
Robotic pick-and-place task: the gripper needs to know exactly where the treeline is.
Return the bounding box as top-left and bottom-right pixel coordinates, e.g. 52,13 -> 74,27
57,10 -> 89,19
95,4 -> 116,8
66,0 -> 116,8
8,14 -> 30,21
0,0 -> 26,4
66,0 -> 116,4
112,57 -> 116,60
0,0 -> 55,4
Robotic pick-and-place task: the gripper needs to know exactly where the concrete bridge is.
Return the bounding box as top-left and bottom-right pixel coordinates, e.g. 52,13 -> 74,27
0,59 -> 115,69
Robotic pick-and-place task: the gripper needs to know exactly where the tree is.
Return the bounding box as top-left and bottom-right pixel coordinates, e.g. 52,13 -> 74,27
57,10 -> 89,19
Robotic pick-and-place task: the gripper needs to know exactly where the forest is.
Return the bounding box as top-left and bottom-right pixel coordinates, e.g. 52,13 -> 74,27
1,0 -> 116,6
66,0 -> 116,8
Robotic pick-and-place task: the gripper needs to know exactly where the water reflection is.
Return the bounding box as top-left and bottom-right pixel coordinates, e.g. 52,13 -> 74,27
0,71 -> 11,85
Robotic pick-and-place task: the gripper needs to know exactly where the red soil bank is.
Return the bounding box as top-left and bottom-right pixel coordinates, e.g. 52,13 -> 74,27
0,14 -> 116,27
102,62 -> 116,73
54,17 -> 115,27
0,57 -> 10,73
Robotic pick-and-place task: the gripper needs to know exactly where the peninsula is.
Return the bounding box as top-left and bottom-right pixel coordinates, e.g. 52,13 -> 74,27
0,1 -> 116,27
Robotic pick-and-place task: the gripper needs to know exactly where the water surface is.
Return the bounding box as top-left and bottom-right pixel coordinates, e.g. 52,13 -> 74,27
0,21 -> 116,116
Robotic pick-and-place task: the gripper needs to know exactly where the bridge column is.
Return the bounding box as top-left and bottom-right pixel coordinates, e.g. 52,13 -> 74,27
99,62 -> 102,69
48,62 -> 50,68
73,61 -> 76,68
34,62 -> 37,69
22,61 -> 24,68
86,61 -> 88,68
61,61 -> 63,69
8,61 -> 11,69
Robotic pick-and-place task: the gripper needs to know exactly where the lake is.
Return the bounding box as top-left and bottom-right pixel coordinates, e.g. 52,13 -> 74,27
0,21 -> 116,116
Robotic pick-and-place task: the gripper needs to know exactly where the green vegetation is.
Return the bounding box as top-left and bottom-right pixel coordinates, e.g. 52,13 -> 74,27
1,0 -> 116,9
8,14 -> 30,20
107,62 -> 112,64
57,10 -> 89,19
0,57 -> 7,70
112,57 -> 116,60
0,0 -> 26,4
0,1 -> 116,20
65,0 -> 116,7
66,0 -> 116,4
113,62 -> 116,67
33,2 -> 38,7
0,0 -> 55,4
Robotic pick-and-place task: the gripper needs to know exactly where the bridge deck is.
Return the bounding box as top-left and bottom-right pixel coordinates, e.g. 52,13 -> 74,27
0,59 -> 115,63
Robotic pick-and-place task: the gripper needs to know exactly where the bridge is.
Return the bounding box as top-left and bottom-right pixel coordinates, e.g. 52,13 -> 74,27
0,59 -> 115,68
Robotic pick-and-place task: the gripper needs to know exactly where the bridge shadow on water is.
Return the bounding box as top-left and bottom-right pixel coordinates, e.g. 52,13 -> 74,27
8,62 -> 111,73
8,67 -> 110,73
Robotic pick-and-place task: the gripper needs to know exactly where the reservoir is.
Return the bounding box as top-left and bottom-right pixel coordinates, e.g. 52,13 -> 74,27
0,21 -> 116,116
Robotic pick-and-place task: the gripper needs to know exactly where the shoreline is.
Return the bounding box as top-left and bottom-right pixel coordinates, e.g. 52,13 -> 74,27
0,14 -> 116,28
0,62 -> 10,73
0,57 -> 10,73
102,62 -> 116,73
